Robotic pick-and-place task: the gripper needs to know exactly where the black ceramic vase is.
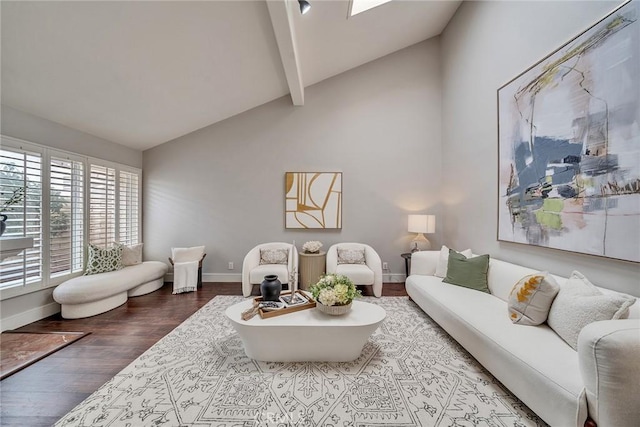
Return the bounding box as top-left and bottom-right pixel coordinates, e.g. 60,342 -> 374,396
0,214 -> 6,237
260,274 -> 282,302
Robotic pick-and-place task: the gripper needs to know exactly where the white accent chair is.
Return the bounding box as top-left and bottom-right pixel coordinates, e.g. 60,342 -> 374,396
242,242 -> 298,297
326,243 -> 383,297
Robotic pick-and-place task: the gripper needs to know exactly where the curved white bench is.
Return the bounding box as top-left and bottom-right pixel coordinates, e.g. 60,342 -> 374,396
53,261 -> 168,319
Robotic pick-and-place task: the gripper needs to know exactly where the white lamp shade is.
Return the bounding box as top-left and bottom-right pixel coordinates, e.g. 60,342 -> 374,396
408,214 -> 436,234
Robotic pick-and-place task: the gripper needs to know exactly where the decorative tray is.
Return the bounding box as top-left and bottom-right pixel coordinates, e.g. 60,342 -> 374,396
253,290 -> 316,319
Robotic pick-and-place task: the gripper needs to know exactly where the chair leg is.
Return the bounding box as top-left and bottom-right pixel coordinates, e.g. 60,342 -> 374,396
373,283 -> 382,298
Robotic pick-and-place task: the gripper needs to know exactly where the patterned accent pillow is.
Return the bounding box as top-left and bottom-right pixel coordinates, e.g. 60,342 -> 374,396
121,242 -> 143,266
84,244 -> 123,275
337,247 -> 366,265
547,271 -> 635,350
508,272 -> 560,326
259,248 -> 288,265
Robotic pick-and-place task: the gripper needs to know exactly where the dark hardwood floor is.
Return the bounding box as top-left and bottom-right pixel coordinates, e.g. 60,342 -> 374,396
0,282 -> 408,427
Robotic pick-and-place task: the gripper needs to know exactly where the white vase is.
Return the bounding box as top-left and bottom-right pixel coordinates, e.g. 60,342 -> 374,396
316,301 -> 352,316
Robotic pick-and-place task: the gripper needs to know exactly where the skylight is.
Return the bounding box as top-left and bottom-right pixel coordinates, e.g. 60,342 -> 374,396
350,0 -> 393,17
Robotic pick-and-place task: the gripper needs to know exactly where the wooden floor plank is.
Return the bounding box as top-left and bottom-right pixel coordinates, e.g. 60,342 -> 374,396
0,282 -> 408,426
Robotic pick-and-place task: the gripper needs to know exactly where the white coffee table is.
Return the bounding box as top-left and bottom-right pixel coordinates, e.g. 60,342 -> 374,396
225,299 -> 386,362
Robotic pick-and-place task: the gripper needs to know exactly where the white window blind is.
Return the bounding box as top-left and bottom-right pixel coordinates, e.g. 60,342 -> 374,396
89,164 -> 116,247
49,156 -> 84,278
119,170 -> 139,246
0,146 -> 42,289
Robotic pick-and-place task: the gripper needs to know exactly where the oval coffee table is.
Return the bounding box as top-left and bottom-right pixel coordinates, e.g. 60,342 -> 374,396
225,299 -> 386,362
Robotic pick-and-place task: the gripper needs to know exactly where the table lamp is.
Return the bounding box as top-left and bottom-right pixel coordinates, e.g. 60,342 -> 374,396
408,214 -> 435,252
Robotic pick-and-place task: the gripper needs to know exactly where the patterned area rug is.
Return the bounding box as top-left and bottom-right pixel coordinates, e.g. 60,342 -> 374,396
55,296 -> 546,426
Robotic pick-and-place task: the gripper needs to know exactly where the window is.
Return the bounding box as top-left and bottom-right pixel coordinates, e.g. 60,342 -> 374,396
0,145 -> 43,288
49,155 -> 84,278
0,136 -> 141,296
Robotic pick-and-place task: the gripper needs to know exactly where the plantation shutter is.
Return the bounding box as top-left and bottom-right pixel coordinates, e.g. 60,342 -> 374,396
118,170 -> 140,246
0,146 -> 43,289
89,164 -> 116,247
49,156 -> 84,278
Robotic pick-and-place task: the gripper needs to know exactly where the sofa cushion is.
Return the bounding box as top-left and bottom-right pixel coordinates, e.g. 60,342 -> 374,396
249,264 -> 289,285
85,243 -> 123,275
548,271 -> 636,350
508,272 -> 560,325
434,245 -> 472,278
442,250 -> 490,293
335,264 -> 374,285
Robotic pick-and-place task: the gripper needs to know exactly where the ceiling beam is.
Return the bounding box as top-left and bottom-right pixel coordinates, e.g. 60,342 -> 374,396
266,0 -> 304,106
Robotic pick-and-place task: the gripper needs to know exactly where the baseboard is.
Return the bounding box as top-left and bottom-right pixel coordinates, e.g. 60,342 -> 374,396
164,273 -> 242,283
1,302 -> 60,332
165,273 -> 406,284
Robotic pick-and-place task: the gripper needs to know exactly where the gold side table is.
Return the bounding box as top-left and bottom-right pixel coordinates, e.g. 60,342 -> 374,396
299,251 -> 326,290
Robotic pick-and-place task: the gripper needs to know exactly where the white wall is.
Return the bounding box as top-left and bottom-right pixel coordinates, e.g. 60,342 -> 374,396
0,105 -> 143,331
440,1 -> 639,296
143,39 -> 442,282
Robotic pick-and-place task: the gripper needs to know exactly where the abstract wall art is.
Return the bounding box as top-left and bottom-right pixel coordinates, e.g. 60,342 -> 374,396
285,172 -> 342,229
498,0 -> 639,262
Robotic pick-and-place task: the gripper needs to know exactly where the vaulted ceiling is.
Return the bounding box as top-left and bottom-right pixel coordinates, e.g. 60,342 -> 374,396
1,0 -> 461,150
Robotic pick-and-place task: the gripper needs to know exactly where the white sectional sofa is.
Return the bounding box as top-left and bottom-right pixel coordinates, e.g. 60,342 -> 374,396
405,251 -> 640,427
53,261 -> 168,319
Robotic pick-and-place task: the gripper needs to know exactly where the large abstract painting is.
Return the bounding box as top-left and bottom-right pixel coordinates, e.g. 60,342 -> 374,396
498,0 -> 639,262
285,172 -> 342,229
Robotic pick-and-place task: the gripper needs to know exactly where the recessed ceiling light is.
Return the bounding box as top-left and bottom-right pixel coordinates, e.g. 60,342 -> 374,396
349,0 -> 393,17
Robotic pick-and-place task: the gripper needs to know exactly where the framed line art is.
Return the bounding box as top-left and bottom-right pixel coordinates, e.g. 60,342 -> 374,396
497,0 -> 639,262
285,172 -> 342,229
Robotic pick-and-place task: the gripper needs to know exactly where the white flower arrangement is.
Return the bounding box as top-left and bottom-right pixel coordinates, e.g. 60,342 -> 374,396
302,240 -> 323,254
310,274 -> 361,306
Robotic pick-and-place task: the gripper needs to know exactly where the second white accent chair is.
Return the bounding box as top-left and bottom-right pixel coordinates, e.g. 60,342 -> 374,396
326,243 -> 383,297
242,242 -> 298,297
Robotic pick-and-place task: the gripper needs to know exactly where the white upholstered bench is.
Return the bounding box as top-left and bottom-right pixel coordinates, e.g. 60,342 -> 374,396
53,261 -> 168,319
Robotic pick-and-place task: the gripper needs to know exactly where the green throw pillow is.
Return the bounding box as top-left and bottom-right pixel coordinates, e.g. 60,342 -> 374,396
442,249 -> 490,293
84,243 -> 124,275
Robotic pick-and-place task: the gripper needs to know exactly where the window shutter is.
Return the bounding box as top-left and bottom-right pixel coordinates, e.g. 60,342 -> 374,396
50,156 -> 84,277
89,164 -> 116,247
119,170 -> 139,246
0,147 -> 43,288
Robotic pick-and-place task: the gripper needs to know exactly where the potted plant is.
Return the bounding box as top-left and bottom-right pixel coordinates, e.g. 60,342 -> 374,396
0,186 -> 26,237
309,274 -> 362,315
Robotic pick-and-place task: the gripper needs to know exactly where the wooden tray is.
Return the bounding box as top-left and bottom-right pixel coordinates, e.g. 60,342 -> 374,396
254,290 -> 316,319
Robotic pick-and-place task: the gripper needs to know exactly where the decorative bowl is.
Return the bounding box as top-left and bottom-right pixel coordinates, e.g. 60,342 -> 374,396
316,301 -> 352,316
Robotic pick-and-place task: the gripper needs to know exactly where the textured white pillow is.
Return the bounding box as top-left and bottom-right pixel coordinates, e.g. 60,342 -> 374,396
435,245 -> 472,278
547,271 -> 635,350
508,272 -> 560,326
121,242 -> 143,266
171,246 -> 205,263
337,247 -> 366,264
259,248 -> 288,265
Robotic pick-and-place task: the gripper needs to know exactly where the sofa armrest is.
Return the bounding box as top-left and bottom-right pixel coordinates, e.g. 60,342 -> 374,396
408,251 -> 439,276
578,319 -> 640,427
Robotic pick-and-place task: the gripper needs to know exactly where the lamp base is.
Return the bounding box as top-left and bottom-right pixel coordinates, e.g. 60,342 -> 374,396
410,234 -> 431,252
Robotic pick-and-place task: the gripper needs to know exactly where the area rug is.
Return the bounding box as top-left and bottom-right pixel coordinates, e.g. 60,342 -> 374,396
55,296 -> 546,426
1,331 -> 90,380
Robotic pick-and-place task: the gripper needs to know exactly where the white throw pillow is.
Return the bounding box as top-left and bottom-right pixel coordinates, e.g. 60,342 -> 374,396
117,242 -> 143,266
259,248 -> 288,265
337,247 -> 366,265
435,245 -> 472,278
171,246 -> 205,263
547,271 -> 635,350
508,272 -> 560,326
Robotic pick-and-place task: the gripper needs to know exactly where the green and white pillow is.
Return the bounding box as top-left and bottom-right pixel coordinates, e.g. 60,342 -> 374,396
84,243 -> 124,275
